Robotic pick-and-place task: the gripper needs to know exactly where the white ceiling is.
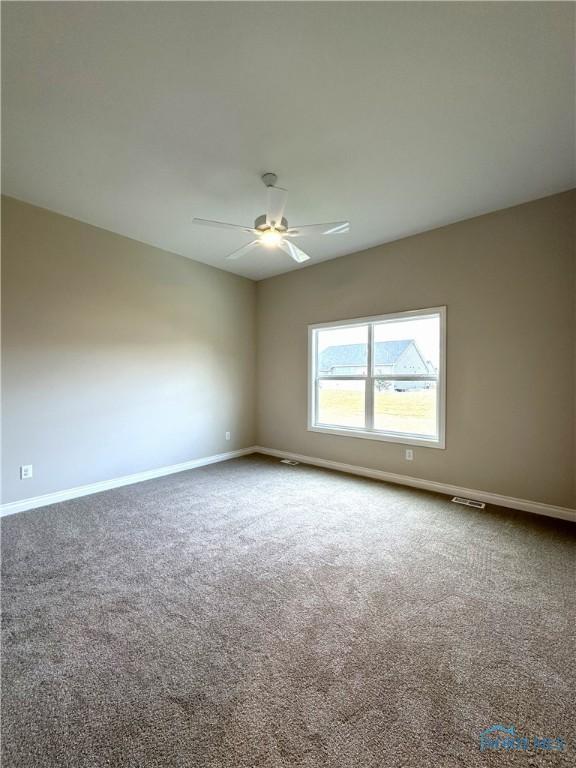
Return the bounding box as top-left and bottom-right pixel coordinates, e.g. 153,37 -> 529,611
2,2 -> 575,281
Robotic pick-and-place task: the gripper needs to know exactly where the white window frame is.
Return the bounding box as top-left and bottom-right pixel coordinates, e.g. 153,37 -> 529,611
308,306 -> 446,448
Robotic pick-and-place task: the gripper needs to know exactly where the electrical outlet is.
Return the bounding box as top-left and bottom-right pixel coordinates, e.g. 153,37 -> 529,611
20,464 -> 33,480
405,449 -> 414,461
225,432 -> 231,441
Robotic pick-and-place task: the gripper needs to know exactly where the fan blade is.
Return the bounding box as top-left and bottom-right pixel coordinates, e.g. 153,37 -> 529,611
279,240 -> 310,264
225,240 -> 260,260
285,221 -> 350,237
193,218 -> 255,234
266,186 -> 288,227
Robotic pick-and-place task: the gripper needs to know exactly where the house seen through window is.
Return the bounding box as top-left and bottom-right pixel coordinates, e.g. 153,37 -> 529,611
309,307 -> 445,447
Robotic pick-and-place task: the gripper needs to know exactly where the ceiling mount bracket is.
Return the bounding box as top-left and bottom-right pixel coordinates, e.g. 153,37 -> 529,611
261,172 -> 278,188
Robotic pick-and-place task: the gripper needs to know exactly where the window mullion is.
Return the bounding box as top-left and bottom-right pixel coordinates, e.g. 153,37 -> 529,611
365,324 -> 374,429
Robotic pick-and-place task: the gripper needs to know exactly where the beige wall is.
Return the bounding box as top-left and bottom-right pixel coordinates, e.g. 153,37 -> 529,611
256,191 -> 576,508
1,197 -> 256,504
3,192 -> 575,510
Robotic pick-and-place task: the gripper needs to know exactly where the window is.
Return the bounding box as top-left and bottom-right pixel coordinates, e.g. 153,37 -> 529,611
308,307 -> 446,447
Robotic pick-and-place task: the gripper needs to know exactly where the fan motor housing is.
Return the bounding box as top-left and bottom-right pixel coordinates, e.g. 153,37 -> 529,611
254,214 -> 288,232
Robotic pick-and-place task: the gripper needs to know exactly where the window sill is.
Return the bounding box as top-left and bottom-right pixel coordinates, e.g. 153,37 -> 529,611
308,424 -> 445,449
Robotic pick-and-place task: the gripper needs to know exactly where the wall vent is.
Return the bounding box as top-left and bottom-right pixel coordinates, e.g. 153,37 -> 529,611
280,459 -> 300,466
452,496 -> 486,509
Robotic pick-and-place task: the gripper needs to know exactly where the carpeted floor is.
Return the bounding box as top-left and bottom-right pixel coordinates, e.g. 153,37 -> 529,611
2,454 -> 575,767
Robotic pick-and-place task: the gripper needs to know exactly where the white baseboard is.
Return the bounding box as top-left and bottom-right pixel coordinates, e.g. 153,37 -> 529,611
0,447 -> 257,517
3,444 -> 574,524
253,446 -> 576,523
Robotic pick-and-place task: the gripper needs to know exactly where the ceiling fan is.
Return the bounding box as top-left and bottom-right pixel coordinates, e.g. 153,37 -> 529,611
193,173 -> 350,263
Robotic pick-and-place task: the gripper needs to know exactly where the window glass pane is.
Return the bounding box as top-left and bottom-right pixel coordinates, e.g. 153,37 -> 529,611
374,380 -> 437,436
373,315 -> 439,377
317,380 -> 365,428
317,325 -> 368,376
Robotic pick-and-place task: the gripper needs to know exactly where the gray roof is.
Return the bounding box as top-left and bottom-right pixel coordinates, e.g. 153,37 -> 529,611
319,339 -> 413,372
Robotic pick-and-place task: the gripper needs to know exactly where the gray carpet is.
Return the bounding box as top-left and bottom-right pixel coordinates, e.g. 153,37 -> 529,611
2,454 -> 575,767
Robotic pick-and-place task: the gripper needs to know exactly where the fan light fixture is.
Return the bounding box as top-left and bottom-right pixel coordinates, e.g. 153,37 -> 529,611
259,229 -> 283,248
192,173 -> 350,264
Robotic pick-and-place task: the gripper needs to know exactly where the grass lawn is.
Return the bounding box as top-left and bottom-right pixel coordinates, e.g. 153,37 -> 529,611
318,385 -> 436,435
